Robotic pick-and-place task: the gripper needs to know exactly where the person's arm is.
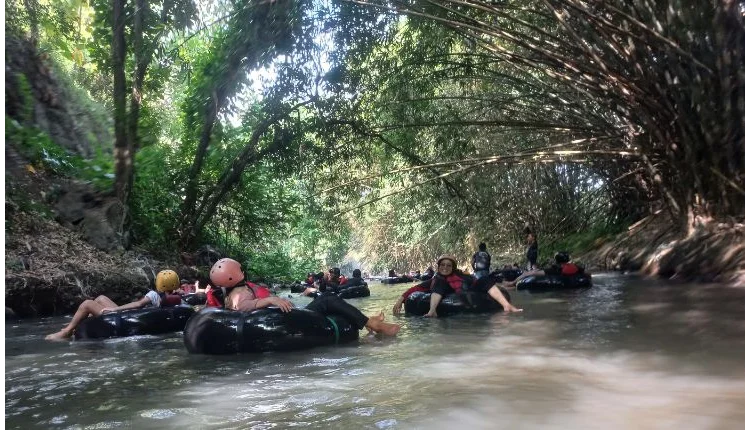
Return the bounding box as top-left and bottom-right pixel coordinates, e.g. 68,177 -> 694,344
513,269 -> 545,285
401,282 -> 430,300
255,296 -> 293,312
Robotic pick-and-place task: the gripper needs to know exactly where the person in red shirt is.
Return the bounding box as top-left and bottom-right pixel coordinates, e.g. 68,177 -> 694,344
392,255 -> 522,317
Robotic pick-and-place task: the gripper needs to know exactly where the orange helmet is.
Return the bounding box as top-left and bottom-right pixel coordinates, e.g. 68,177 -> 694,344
210,258 -> 244,288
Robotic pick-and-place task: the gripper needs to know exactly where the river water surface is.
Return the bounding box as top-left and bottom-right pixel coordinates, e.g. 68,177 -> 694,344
5,274 -> 745,429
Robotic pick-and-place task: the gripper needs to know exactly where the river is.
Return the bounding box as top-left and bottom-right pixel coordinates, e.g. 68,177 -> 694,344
5,274 -> 745,429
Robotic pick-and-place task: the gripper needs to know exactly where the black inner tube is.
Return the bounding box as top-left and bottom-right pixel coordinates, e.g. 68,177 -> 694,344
183,307 -> 360,355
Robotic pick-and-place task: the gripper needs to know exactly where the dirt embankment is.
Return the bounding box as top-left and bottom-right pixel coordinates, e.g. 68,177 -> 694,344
579,211 -> 744,287
5,211 -> 168,318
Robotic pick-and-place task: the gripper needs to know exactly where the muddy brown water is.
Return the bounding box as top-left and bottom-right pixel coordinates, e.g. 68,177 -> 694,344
5,274 -> 744,429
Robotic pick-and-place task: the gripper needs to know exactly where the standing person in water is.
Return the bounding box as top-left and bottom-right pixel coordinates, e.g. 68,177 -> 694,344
392,255 -> 521,317
525,227 -> 539,271
208,258 -> 400,336
471,242 -> 492,280
45,270 -> 183,341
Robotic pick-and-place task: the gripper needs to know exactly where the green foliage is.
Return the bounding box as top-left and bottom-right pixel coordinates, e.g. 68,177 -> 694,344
5,116 -> 114,190
243,249 -> 319,283
11,0 -> 739,280
540,221 -> 629,265
129,144 -> 184,254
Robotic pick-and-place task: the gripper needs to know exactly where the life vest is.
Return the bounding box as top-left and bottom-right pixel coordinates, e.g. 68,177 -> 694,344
338,275 -> 348,285
205,288 -> 222,307
561,263 -> 579,276
206,283 -> 271,308
246,281 -> 271,299
161,293 -> 183,307
432,273 -> 465,294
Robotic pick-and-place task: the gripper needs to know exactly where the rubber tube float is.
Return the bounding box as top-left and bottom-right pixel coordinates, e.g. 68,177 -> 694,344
403,290 -> 511,317
183,307 -> 360,355
74,305 -> 196,340
516,273 -> 592,292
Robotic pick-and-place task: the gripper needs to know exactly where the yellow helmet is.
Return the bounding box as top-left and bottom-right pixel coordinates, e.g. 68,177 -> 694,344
155,270 -> 180,293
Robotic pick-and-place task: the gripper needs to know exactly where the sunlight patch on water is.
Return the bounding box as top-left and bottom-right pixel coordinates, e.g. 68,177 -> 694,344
139,408 -> 177,419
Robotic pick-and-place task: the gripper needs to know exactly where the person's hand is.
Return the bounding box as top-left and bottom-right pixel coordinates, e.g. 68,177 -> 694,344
272,297 -> 294,312
392,302 -> 402,316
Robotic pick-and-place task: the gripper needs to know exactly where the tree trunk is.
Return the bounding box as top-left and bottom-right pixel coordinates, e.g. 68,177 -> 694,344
126,0 -> 148,201
112,0 -> 129,203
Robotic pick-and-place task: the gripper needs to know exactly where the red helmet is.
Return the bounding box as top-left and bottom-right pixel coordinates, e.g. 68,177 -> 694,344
210,258 -> 244,288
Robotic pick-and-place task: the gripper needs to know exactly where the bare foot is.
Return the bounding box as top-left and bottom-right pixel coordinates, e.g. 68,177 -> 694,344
374,321 -> 400,336
423,311 -> 438,318
45,329 -> 72,341
504,306 -> 523,313
369,310 -> 385,322
366,318 -> 401,336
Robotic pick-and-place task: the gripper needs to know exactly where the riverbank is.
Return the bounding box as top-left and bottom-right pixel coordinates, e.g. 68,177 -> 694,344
578,211 -> 744,287
4,210 -> 173,318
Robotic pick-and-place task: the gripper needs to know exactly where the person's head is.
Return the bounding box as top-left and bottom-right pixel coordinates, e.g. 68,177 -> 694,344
197,275 -> 212,290
554,252 -> 571,265
353,269 -> 362,279
479,242 -> 487,251
314,272 -> 324,281
436,255 -> 458,276
332,267 -> 341,277
156,270 -> 180,293
209,258 -> 245,288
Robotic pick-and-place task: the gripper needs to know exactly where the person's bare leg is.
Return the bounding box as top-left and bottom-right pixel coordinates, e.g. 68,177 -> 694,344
45,300 -> 106,341
424,293 -> 442,318
94,295 -> 117,308
365,317 -> 400,336
488,286 -> 522,312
